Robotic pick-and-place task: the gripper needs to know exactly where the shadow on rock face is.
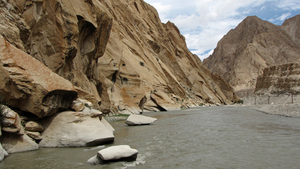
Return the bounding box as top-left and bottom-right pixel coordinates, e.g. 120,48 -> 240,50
42,90 -> 78,117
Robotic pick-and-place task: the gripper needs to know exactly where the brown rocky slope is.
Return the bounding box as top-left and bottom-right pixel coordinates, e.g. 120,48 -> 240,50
255,61 -> 300,95
203,15 -> 300,97
0,0 -> 238,115
281,15 -> 300,46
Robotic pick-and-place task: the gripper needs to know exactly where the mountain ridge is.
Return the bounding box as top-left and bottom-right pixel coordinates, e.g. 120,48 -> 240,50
203,15 -> 300,97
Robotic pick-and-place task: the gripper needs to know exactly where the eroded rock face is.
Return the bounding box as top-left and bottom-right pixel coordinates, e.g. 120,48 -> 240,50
39,111 -> 114,147
255,61 -> 300,94
95,0 -> 238,110
0,35 -> 77,118
9,0 -> 112,108
1,0 -> 238,114
1,105 -> 24,135
204,16 -> 300,97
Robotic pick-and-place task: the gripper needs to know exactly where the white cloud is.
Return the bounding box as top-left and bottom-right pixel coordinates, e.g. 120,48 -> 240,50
260,6 -> 266,11
277,0 -> 300,10
277,13 -> 292,21
144,0 -> 300,61
269,12 -> 292,23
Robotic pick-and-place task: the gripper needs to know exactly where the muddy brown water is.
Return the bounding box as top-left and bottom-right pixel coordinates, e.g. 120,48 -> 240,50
1,106 -> 300,169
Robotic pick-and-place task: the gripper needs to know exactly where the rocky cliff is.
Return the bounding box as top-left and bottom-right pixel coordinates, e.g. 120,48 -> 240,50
203,15 -> 300,97
0,0 -> 238,115
255,61 -> 300,95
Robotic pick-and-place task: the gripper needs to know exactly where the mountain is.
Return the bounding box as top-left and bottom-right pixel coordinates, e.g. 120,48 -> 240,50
281,15 -> 300,46
203,15 -> 300,97
0,0 -> 238,116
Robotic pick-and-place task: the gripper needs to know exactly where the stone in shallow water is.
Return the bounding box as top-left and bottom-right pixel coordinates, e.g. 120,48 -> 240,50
39,111 -> 114,147
97,145 -> 138,162
125,114 -> 157,126
87,155 -> 101,165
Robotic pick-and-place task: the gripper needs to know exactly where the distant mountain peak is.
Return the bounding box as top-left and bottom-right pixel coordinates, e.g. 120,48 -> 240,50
203,15 -> 300,97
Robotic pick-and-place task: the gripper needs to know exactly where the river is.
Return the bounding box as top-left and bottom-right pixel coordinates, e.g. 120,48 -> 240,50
1,106 -> 300,169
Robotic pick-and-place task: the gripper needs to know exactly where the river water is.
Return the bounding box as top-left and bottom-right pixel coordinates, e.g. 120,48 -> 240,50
1,106 -> 300,169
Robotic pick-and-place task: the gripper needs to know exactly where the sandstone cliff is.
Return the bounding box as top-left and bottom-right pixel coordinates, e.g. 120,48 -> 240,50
203,16 -> 300,97
255,61 -> 300,95
0,0 -> 238,115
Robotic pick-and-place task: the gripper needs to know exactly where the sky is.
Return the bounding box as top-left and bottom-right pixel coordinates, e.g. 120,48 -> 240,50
144,0 -> 300,61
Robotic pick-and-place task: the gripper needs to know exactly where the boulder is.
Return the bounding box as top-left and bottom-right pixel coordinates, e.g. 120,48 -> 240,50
87,155 -> 102,165
24,121 -> 44,132
97,145 -> 138,162
1,106 -> 24,135
0,35 -> 78,118
0,133 -> 39,153
25,131 -> 43,141
0,143 -> 9,162
70,100 -> 85,112
125,114 -> 157,126
39,111 -> 114,147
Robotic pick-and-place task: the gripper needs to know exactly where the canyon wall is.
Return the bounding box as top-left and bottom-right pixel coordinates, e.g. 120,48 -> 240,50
0,0 -> 238,115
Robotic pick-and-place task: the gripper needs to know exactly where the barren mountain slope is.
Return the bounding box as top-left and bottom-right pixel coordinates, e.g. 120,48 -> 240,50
203,16 -> 300,97
281,14 -> 300,46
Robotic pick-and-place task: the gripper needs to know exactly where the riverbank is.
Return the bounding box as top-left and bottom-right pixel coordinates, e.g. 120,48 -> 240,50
241,94 -> 300,118
249,103 -> 300,118
1,107 -> 300,169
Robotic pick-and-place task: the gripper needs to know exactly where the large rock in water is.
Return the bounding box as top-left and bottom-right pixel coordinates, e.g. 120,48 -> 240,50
203,16 -> 300,97
125,114 -> 157,126
97,145 -> 138,162
0,35 -> 77,118
39,111 -> 114,147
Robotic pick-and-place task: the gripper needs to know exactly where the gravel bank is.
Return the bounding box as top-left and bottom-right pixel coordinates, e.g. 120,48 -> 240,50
242,94 -> 300,118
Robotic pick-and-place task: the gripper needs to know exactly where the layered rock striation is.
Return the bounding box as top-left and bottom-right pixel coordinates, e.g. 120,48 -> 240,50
89,0 -> 239,110
204,15 -> 300,97
0,35 -> 77,118
255,61 -> 300,95
0,0 -> 238,115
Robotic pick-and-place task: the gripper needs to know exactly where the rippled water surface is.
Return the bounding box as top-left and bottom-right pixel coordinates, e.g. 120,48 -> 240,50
1,106 -> 300,169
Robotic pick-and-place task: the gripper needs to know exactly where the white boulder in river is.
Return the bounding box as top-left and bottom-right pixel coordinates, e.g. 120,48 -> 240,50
125,114 -> 157,126
87,145 -> 138,165
39,110 -> 114,147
